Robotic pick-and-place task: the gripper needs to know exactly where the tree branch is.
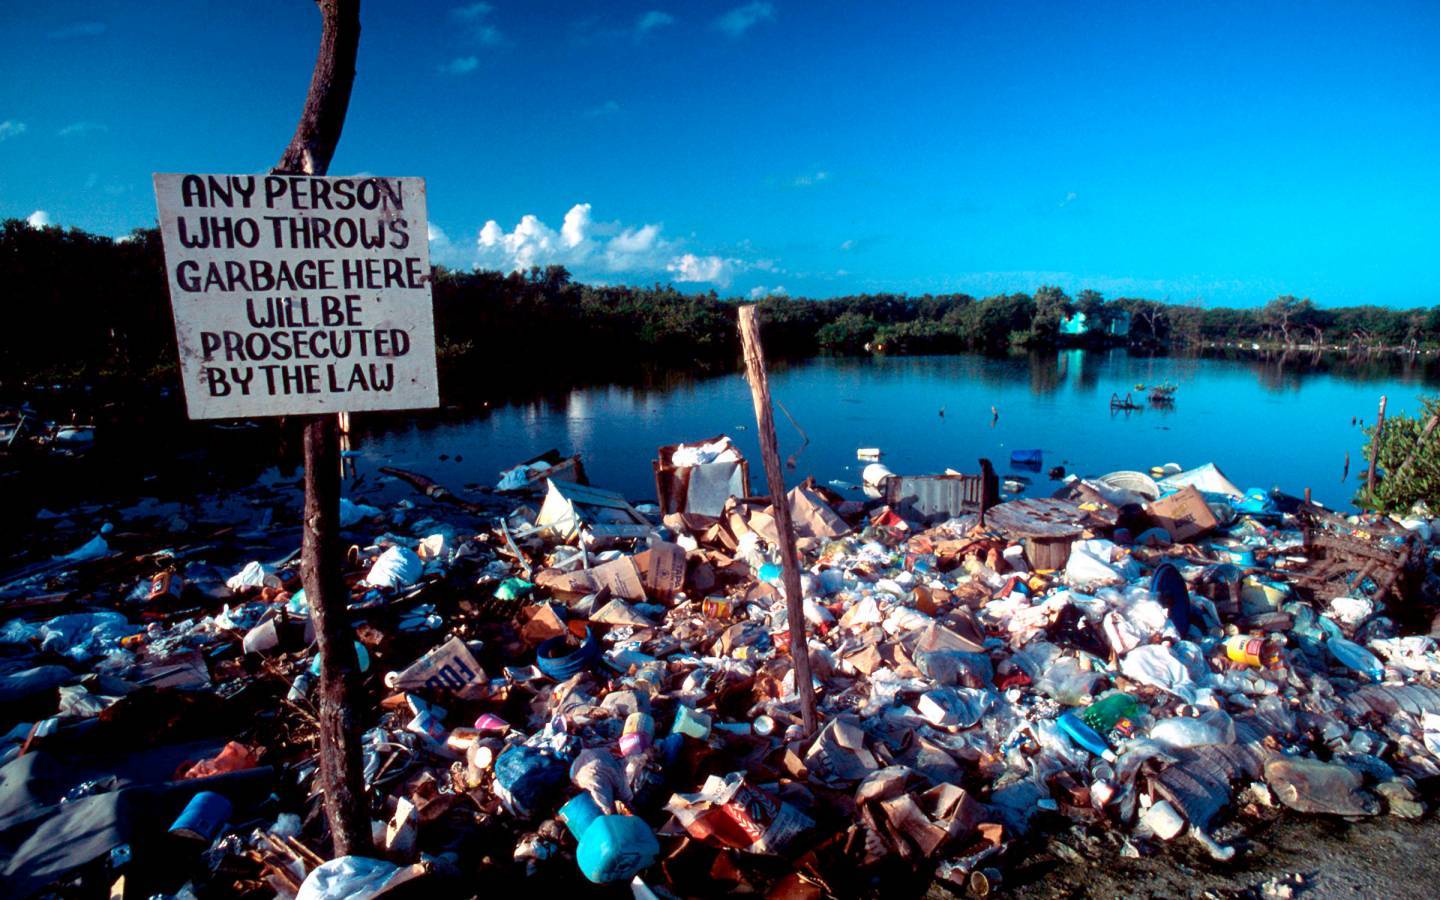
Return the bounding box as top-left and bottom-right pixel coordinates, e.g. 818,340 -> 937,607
276,0 -> 361,176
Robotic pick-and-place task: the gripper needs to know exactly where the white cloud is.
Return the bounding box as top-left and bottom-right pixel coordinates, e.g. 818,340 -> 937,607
749,285 -> 787,299
560,203 -> 591,248
792,170 -> 829,187
474,203 -> 746,286
48,22 -> 106,40
428,223 -> 468,267
636,10 -> 675,34
668,253 -> 737,286
839,239 -> 855,250
714,2 -> 774,37
584,100 -> 621,117
1059,191 -> 1078,207
441,56 -> 480,75
450,3 -> 502,44
0,120 -> 27,142
58,121 -> 107,138
451,2 -> 492,19
26,210 -> 53,228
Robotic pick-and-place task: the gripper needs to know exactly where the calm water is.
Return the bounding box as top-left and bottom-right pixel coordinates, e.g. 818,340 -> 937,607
353,350 -> 1440,511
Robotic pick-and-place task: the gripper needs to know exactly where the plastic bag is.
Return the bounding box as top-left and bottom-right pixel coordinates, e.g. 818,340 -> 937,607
338,497 -> 381,527
1065,540 -> 1129,588
226,561 -> 279,592
916,687 -> 995,728
1264,757 -> 1379,816
364,545 -> 424,589
494,744 -> 570,819
1149,709 -> 1235,749
296,856 -> 422,900
1119,644 -> 1199,704
1033,656 -> 1105,706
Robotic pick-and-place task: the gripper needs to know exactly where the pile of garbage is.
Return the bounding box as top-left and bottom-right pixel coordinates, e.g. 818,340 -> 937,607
2,440 -> 1439,898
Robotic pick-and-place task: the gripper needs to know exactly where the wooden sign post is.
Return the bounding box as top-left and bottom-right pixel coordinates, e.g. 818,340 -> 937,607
738,305 -> 819,737
151,0 -> 440,857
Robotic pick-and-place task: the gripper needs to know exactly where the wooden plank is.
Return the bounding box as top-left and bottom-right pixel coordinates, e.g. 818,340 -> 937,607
983,497 -> 1087,538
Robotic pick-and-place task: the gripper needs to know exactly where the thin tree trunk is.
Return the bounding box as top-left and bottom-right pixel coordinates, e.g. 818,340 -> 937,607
277,0 -> 370,858
738,305 -> 819,737
277,0 -> 361,177
1367,395 -> 1387,499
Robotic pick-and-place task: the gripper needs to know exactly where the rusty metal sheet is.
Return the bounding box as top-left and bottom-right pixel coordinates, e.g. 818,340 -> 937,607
883,474 -> 984,519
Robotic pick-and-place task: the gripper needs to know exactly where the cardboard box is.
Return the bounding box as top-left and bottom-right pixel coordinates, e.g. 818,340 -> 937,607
1145,486 -> 1219,542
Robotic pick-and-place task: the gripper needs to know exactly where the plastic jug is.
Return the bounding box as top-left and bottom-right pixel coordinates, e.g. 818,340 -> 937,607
559,793 -> 660,883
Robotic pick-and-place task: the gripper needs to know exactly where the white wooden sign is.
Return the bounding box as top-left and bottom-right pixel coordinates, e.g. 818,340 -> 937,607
153,173 -> 439,419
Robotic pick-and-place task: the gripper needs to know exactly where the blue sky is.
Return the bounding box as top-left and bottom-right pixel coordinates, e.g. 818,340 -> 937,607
1,1 -> 1437,305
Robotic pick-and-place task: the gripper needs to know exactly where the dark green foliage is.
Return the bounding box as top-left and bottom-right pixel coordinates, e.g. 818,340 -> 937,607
1356,396 -> 1440,514
3,219 -> 1440,400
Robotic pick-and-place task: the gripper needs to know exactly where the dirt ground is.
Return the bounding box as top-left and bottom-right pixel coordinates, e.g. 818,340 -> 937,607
926,810 -> 1440,899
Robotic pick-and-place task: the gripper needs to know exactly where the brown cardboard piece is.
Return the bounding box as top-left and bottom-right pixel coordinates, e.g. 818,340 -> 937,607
588,556 -> 647,600
805,716 -> 879,785
633,542 -> 686,601
531,542 -> 687,602
520,604 -> 567,645
741,486 -> 851,548
1145,485 -> 1219,542
590,598 -> 655,627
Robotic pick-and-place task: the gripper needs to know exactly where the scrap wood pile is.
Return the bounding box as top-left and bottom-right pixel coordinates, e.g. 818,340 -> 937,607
2,440 -> 1440,898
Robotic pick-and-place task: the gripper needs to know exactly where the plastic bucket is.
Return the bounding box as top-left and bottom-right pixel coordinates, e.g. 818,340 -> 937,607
169,791 -> 232,842
536,627 -> 600,680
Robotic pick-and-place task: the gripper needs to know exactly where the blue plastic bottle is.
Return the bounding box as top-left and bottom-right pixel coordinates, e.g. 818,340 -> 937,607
1057,711 -> 1118,762
559,793 -> 660,884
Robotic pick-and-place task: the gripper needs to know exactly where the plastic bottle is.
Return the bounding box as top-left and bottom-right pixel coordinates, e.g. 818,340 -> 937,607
1056,711 -> 1117,762
1317,616 -> 1386,682
1079,692 -> 1145,733
286,671 -> 314,701
1223,634 -> 1284,670
308,641 -> 370,675
558,793 -> 660,883
619,712 -> 654,756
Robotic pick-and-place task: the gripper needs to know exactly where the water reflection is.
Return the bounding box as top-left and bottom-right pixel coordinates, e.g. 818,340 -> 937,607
349,349 -> 1439,510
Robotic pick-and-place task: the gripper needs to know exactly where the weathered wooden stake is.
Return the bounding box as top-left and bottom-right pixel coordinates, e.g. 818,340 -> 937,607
738,305 -> 818,737
280,0 -> 369,858
1367,395 -> 1387,498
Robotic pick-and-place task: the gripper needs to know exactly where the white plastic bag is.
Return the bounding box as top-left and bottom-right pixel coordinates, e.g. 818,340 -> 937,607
296,856 -> 422,900
364,546 -> 424,589
1119,644 -> 1199,703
